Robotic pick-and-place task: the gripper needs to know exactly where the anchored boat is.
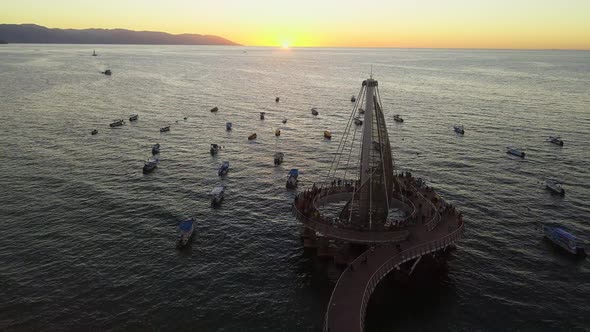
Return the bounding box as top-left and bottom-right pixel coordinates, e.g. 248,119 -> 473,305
354,118 -> 363,126
101,69 -> 112,76
129,114 -> 138,121
286,168 -> 299,188
282,118 -> 287,124
176,218 -> 195,249
545,179 -> 565,195
152,143 -> 160,155
210,185 -> 226,206
454,125 -> 465,135
210,144 -> 220,155
92,50 -> 97,56
274,152 -> 284,166
160,126 -> 170,133
226,122 -> 232,131
91,129 -> 98,135
548,136 -> 564,146
351,95 -> 356,102
324,130 -> 332,139
393,114 -> 404,123
109,119 -> 125,127
260,112 -> 265,120
248,133 -> 257,140
543,225 -> 585,256
218,161 -> 230,176
506,146 -> 525,158
143,157 -> 159,173
275,129 -> 281,137
276,97 -> 280,102
311,108 -> 319,116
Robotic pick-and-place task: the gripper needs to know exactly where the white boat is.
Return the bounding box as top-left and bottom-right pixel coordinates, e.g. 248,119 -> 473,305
226,122 -> 232,131
354,118 -> 363,126
109,119 -> 124,127
210,185 -> 226,206
274,152 -> 284,166
393,114 -> 404,123
218,161 -> 229,176
543,225 -> 585,256
129,114 -> 138,121
311,108 -> 319,116
545,179 -> 565,195
260,112 -> 265,120
454,125 -> 464,134
143,157 -> 159,173
176,218 -> 195,249
506,146 -> 525,158
548,136 -> 564,146
210,144 -> 220,155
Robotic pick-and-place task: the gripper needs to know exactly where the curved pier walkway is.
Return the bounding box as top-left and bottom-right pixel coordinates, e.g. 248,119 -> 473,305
324,213 -> 464,332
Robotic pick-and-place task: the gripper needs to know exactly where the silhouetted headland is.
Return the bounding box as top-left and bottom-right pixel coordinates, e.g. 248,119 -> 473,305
0,24 -> 239,45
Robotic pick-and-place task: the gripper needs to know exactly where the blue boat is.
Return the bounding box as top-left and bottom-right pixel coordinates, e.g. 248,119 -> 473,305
176,218 -> 195,248
543,225 -> 586,256
218,161 -> 229,176
286,169 -> 299,188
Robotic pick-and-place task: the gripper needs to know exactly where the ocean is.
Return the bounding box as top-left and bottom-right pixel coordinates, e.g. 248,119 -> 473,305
0,45 -> 589,331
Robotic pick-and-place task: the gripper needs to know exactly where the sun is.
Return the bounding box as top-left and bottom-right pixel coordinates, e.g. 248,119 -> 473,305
281,43 -> 290,49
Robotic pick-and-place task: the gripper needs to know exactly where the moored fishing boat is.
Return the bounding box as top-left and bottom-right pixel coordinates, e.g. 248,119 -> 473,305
218,161 -> 230,176
91,129 -> 98,135
454,125 -> 464,134
129,114 -> 138,121
210,185 -> 225,206
324,130 -> 332,139
354,118 -> 363,126
311,108 -> 319,116
176,218 -> 195,249
545,179 -> 565,195
548,136 -> 564,146
286,168 -> 299,188
102,69 -> 111,76
226,122 -> 232,131
358,107 -> 365,114
109,119 -> 124,127
248,133 -> 257,140
282,118 -> 287,124
152,143 -> 160,155
210,106 -> 218,112
210,144 -> 220,155
393,114 -> 404,123
143,157 -> 159,173
274,152 -> 284,166
351,95 -> 356,102
543,225 -> 586,256
275,129 -> 281,137
276,97 -> 280,102
260,112 -> 265,120
160,126 -> 170,133
506,146 -> 525,158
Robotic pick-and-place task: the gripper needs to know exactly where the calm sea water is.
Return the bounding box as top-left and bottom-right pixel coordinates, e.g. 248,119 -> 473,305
0,45 -> 589,331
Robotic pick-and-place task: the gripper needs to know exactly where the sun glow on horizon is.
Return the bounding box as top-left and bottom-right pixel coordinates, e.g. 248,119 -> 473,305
1,0 -> 589,49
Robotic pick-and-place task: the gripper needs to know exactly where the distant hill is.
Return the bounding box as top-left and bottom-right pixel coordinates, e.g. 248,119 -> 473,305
0,24 -> 239,46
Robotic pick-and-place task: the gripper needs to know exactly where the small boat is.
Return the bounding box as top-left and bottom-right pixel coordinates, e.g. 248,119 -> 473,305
160,126 -> 170,133
311,108 -> 319,116
248,133 -> 257,140
226,122 -> 232,131
324,130 -> 332,139
129,114 -> 138,121
260,112 -> 265,120
274,152 -> 284,166
184,117 -> 188,120
548,136 -> 564,146
210,143 -> 220,155
210,106 -> 219,113
282,119 -> 287,124
176,218 -> 195,249
143,157 -> 159,173
91,129 -> 98,135
210,185 -> 226,206
351,95 -> 356,102
393,114 -> 404,123
286,169 -> 299,188
275,129 -> 281,137
92,50 -> 97,56
101,69 -> 111,76
506,146 -> 525,158
354,118 -> 363,126
109,119 -> 125,127
276,97 -> 280,102
358,108 -> 365,114
152,143 -> 160,155
543,225 -> 586,256
218,161 -> 230,176
545,179 -> 565,195
454,125 -> 464,135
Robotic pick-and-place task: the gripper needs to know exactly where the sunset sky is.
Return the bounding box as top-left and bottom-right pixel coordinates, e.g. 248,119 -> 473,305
2,0 -> 589,49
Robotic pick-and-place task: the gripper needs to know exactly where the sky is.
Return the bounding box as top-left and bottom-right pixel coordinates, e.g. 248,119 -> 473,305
1,0 -> 589,49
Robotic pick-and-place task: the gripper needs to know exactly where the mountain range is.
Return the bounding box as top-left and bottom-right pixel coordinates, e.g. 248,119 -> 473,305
0,24 -> 239,45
